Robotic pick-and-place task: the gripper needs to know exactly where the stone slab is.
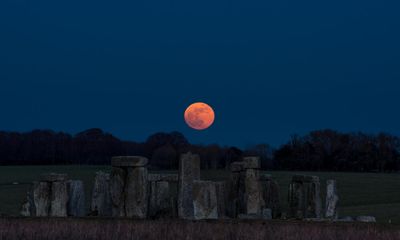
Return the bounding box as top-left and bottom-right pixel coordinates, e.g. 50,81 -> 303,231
40,173 -> 68,182
243,157 -> 261,169
112,156 -> 148,167
193,181 -> 218,220
50,181 -> 68,217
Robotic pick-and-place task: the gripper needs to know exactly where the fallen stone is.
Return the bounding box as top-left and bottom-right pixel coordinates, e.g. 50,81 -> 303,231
243,157 -> 261,169
334,216 -> 354,222
125,167 -> 148,218
40,173 -> 68,182
67,180 -> 85,217
110,167 -> 126,217
33,181 -> 51,217
178,152 -> 200,219
148,173 -> 178,182
262,208 -> 272,220
111,156 -> 148,167
91,171 -> 112,216
193,181 -> 218,220
356,216 -> 376,222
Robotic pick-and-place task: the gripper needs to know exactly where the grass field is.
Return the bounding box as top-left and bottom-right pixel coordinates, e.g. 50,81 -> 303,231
0,166 -> 399,224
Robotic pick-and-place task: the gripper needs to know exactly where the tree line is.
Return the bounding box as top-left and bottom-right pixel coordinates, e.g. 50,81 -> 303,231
0,128 -> 399,172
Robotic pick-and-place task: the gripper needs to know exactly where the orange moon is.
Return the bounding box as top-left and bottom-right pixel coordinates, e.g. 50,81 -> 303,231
184,102 -> 215,130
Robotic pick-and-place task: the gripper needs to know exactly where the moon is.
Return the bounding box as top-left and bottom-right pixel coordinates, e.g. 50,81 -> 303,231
184,102 -> 215,130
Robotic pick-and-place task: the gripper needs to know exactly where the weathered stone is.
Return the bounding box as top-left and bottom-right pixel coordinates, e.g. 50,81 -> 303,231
40,173 -> 68,182
334,216 -> 354,222
261,178 -> 281,218
149,181 -> 174,218
230,162 -> 245,172
193,181 -> 218,220
261,208 -> 272,220
356,216 -> 376,222
125,167 -> 148,218
243,157 -> 261,169
226,172 -> 240,218
50,181 -> 68,217
67,180 -> 85,217
112,156 -> 148,167
215,181 -> 226,218
148,173 -> 178,182
289,179 -> 304,218
20,188 -> 35,217
110,167 -> 126,217
33,181 -> 51,216
325,179 -> 339,219
238,213 -> 261,219
178,152 -> 200,219
243,169 -> 262,214
305,177 -> 322,218
91,171 -> 112,216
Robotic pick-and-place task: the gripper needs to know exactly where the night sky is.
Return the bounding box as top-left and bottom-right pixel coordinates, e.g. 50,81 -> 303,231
1,0 -> 399,147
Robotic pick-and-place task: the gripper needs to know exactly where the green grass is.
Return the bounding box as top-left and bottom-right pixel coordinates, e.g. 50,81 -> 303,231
1,166 -> 400,224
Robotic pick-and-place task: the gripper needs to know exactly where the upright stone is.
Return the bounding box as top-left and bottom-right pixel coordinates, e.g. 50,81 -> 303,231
243,168 -> 262,214
67,180 -> 86,217
149,181 -> 173,218
178,152 -> 200,219
50,181 -> 68,217
215,181 -> 226,218
125,167 -> 148,218
325,179 -> 339,219
33,181 -> 51,217
20,188 -> 35,217
260,175 -> 281,219
110,167 -> 126,217
91,171 -> 112,216
288,175 -> 305,219
193,181 -> 218,220
305,176 -> 322,219
226,162 -> 243,218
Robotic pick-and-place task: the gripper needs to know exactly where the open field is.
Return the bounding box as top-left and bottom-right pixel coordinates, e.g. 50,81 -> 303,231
1,166 -> 400,224
0,218 -> 399,240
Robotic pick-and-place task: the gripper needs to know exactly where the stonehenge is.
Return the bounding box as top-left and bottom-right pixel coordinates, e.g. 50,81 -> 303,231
20,153 -> 370,222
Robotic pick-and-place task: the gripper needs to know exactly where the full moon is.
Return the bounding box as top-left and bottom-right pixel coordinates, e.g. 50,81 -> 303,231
184,102 -> 215,130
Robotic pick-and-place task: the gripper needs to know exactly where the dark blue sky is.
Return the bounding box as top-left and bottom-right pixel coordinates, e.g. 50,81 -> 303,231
1,0 -> 399,147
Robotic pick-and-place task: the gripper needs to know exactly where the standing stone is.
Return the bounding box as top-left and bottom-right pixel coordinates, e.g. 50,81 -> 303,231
215,181 -> 226,218
193,181 -> 218,220
288,176 -> 305,219
178,152 -> 200,219
110,167 -> 126,217
50,181 -> 68,217
260,174 -> 281,219
67,180 -> 86,217
226,162 -> 243,218
125,167 -> 148,218
33,181 -> 51,217
20,188 -> 35,217
243,156 -> 261,169
91,171 -> 112,216
149,181 -> 173,218
243,169 -> 262,214
305,176 -> 322,219
325,179 -> 339,219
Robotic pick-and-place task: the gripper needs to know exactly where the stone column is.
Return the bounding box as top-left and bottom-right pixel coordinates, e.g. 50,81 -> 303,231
242,157 -> 262,215
215,181 -> 226,218
193,181 -> 218,220
288,175 -> 305,219
178,152 -> 200,219
260,174 -> 281,219
325,179 -> 339,219
304,176 -> 322,219
148,174 -> 178,218
91,171 -> 112,216
226,161 -> 244,218
33,181 -> 51,216
67,180 -> 86,217
110,156 -> 149,218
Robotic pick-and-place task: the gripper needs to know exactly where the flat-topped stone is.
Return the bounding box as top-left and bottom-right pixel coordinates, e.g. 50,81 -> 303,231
230,162 -> 245,172
112,156 -> 148,167
40,173 -> 68,182
148,173 -> 178,182
259,174 -> 272,181
243,157 -> 261,169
